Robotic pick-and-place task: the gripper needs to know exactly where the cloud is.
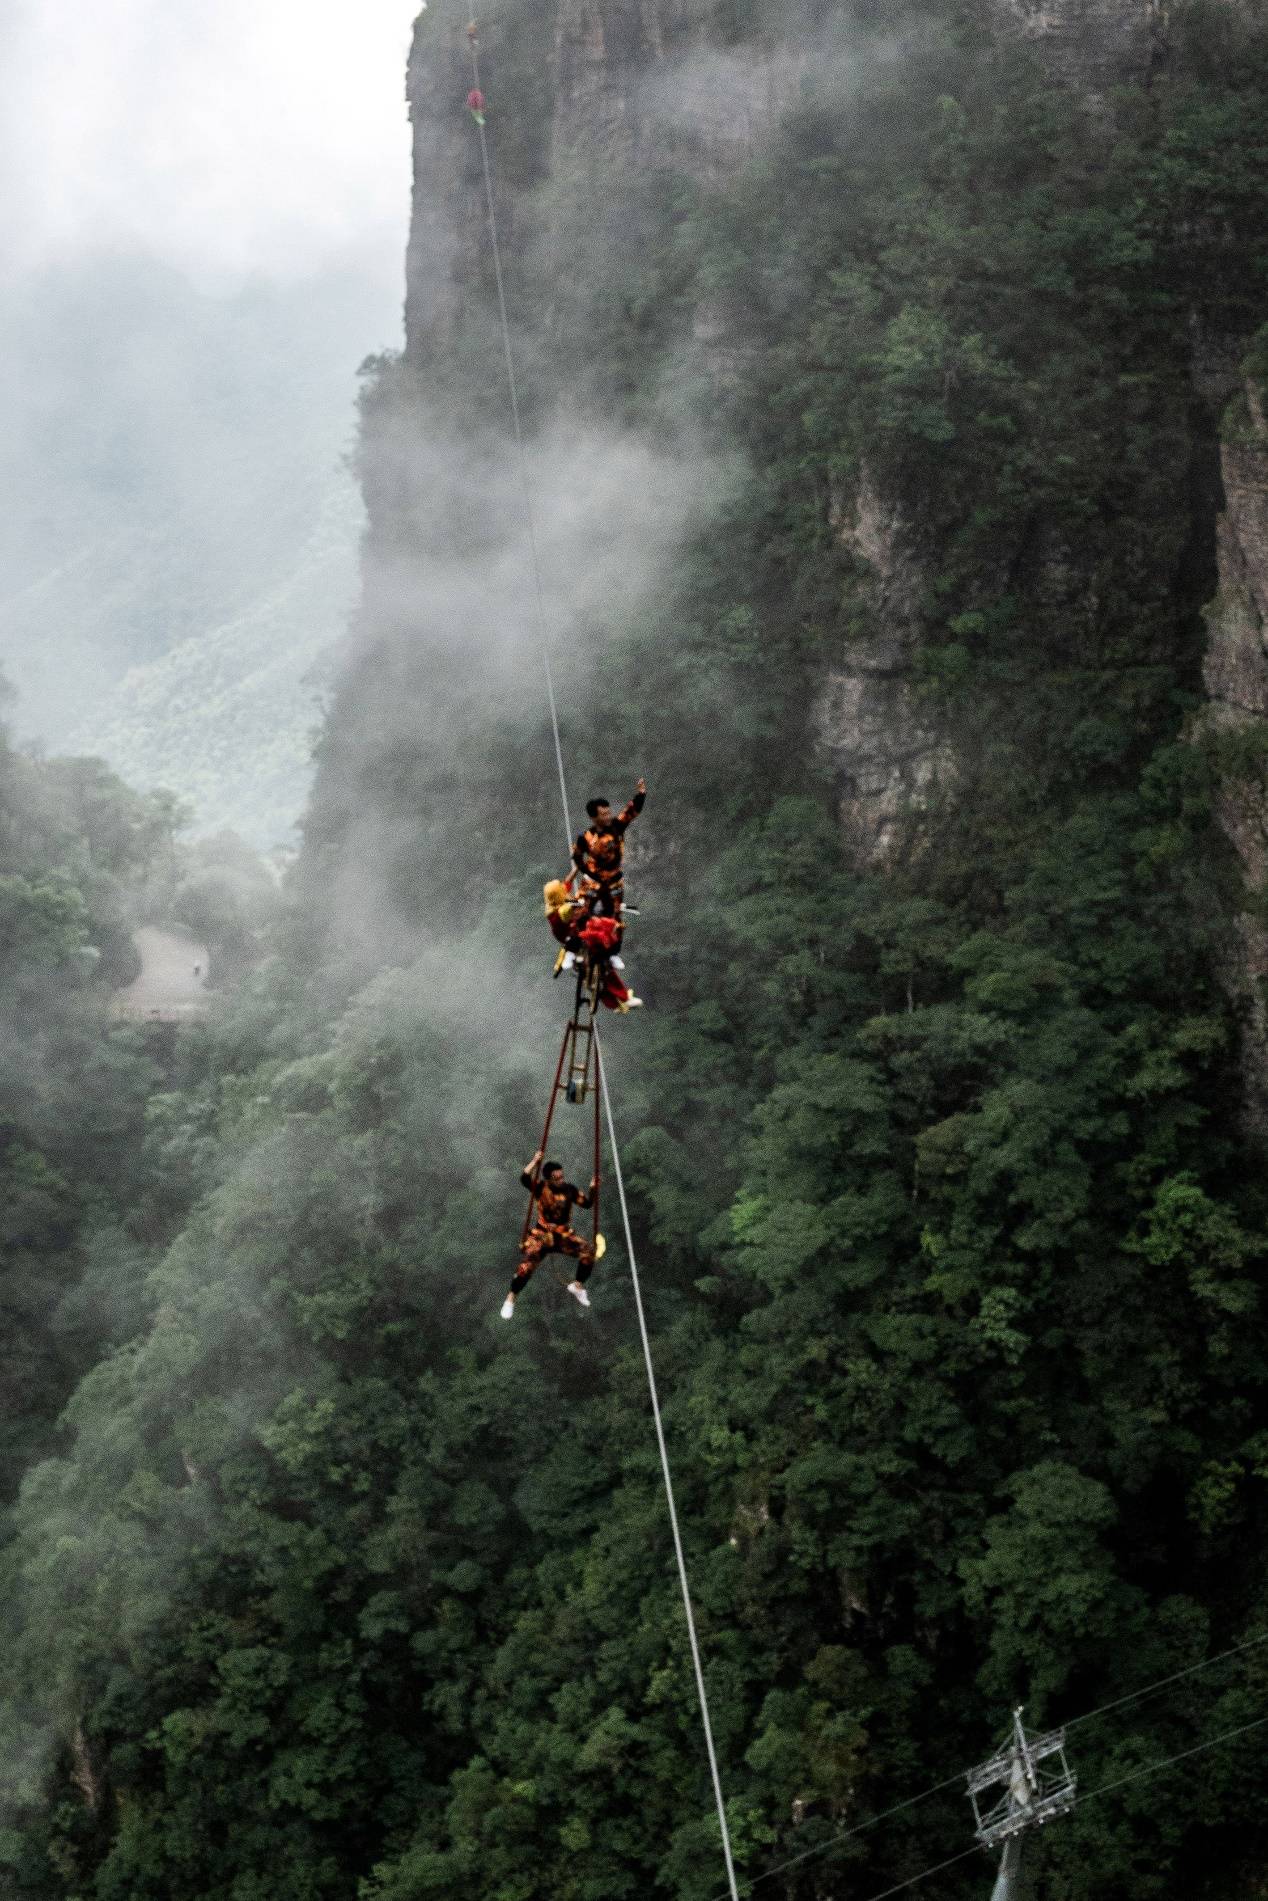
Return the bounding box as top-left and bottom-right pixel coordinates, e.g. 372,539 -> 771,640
306,407 -> 735,961
0,0 -> 420,287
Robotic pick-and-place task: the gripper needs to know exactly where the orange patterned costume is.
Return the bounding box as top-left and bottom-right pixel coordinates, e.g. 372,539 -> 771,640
510,1170 -> 596,1295
572,785 -> 645,917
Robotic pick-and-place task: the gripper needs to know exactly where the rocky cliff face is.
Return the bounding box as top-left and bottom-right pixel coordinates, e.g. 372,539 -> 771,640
550,0 -> 681,163
404,2 -> 799,349
1200,376 -> 1268,1129
981,0 -> 1253,89
550,0 -> 804,173
983,0 -> 1167,88
818,472 -> 950,866
399,0 -> 1265,954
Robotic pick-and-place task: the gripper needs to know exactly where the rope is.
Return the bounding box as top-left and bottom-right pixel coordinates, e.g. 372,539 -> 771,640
596,1031 -> 741,1901
706,1772 -> 970,1901
854,1846 -> 983,1901
467,30 -> 571,861
463,23 -> 741,1897
592,1018 -> 602,1247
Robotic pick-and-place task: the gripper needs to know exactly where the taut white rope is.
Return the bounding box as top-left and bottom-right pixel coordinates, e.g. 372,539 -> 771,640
465,21 -> 741,1895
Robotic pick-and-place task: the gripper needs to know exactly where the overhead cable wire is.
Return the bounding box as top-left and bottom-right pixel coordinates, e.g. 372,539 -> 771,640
849,1846 -> 983,1901
462,21 -> 740,1898
710,1636 -> 1268,1901
467,29 -> 571,857
705,1771 -> 971,1901
784,1714 -> 1268,1901
1063,1629 -> 1268,1735
733,1841 -> 984,1901
1078,1711 -> 1268,1809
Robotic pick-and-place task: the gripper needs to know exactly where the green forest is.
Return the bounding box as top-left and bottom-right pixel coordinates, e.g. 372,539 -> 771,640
5,1 -> 1268,1896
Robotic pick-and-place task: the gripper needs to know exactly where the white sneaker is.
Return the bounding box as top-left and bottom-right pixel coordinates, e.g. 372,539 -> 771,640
566,1281 -> 591,1308
562,952 -> 576,970
610,956 -> 625,970
500,1296 -> 516,1320
625,993 -> 643,1009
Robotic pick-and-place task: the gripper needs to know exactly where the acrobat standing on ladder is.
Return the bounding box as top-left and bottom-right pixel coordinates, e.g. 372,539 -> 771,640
573,779 -> 645,922
503,1150 -> 597,1318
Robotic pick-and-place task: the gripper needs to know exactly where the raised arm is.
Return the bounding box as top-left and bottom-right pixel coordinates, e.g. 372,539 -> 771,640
574,1175 -> 598,1210
617,778 -> 646,827
520,1147 -> 544,1190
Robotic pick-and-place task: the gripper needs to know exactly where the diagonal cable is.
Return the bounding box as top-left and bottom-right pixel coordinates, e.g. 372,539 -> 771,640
1078,1711 -> 1268,1807
462,21 -> 741,1898
468,30 -> 571,859
595,1031 -> 740,1901
1063,1630 -> 1268,1735
708,1634 -> 1268,1901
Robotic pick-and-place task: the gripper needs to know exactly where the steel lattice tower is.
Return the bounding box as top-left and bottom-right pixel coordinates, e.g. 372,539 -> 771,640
967,1708 -> 1077,1899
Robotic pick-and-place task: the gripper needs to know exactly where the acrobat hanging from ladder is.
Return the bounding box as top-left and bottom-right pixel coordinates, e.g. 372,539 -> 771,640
502,987 -> 605,1321
503,1149 -> 599,1318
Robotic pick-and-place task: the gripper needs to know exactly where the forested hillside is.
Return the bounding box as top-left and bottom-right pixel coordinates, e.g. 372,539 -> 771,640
5,2 -> 1268,1897
0,716 -> 174,1499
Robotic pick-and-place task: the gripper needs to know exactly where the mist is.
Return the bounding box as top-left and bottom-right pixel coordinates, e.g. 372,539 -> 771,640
0,0 -> 419,847
2,0 -> 855,1865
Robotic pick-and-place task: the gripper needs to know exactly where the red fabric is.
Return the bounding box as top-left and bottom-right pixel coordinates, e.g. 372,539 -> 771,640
599,972 -> 630,1011
467,88 -> 485,110
579,915 -> 621,952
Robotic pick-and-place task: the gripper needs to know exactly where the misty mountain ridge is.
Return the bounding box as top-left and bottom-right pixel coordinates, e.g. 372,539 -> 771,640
0,253 -> 394,842
6,3 -> 1268,1897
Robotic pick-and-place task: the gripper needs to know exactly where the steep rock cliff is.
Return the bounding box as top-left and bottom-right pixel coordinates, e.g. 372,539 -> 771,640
818,471 -> 949,866
1201,374 -> 1268,1129
389,0 -> 1262,924
981,0 -> 1254,89
983,0 -> 1167,87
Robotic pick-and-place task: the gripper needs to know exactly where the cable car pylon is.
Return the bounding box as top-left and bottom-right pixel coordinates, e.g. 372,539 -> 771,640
967,1707 -> 1077,1900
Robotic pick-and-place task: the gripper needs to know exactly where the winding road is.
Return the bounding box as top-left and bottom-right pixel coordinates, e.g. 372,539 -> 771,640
113,926 -> 211,1023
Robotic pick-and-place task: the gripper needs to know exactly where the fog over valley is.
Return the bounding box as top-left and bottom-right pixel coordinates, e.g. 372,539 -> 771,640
0,0 -> 418,845
4,3 -> 1268,1897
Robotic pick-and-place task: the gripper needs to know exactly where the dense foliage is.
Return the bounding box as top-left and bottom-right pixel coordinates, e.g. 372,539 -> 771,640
6,3 -> 1268,1897
0,714 -> 170,1497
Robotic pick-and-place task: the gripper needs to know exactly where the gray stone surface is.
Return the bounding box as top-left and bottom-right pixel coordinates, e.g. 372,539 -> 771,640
814,469 -> 951,866
983,0 -> 1165,87
1200,379 -> 1268,1130
400,0 -> 1263,914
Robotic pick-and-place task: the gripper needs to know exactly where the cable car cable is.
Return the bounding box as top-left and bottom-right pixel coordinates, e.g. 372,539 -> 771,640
1078,1711 -> 1268,1808
462,20 -> 741,1898
466,26 -> 571,860
708,1634 -> 1268,1901
1063,1629 -> 1268,1735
